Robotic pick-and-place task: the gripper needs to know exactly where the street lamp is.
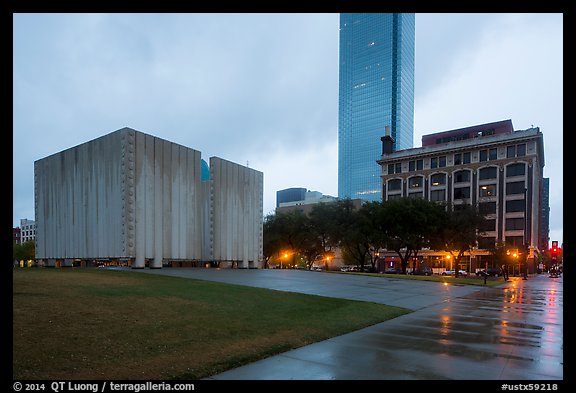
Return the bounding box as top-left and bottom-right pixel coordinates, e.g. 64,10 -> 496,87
282,251 -> 288,269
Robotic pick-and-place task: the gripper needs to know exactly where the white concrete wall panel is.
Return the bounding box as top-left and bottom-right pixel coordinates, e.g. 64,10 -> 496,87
35,128 -> 204,263
153,137 -> 163,267
35,130 -> 125,260
210,157 -> 263,267
144,133 -> 155,259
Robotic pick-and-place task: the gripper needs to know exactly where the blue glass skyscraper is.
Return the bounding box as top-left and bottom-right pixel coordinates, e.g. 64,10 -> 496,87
338,13 -> 415,201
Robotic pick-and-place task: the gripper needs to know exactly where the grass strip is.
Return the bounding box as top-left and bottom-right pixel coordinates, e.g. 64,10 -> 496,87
13,268 -> 409,380
326,270 -> 505,287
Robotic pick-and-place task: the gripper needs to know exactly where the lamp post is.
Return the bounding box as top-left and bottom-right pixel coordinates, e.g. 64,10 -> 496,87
282,251 -> 288,270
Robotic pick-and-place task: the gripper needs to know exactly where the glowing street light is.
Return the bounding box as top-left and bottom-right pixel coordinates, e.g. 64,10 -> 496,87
324,254 -> 332,271
281,251 -> 289,269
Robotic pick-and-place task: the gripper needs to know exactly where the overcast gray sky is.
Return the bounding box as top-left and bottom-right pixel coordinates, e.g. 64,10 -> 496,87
13,13 -> 563,246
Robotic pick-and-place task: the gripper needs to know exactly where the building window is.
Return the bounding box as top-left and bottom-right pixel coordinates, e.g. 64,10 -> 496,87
430,157 -> 438,169
430,189 -> 445,201
430,173 -> 446,186
438,156 -> 446,167
454,170 -> 470,183
395,162 -> 402,174
388,163 -> 395,174
507,145 -> 515,158
506,236 -> 524,247
479,166 -> 497,180
516,144 -> 526,157
478,237 -> 496,249
479,184 -> 497,197
463,152 -> 471,164
408,176 -> 423,188
506,218 -> 525,230
387,193 -> 401,200
489,148 -> 497,160
454,153 -> 461,165
453,203 -> 471,211
454,187 -> 471,200
388,178 -> 402,191
408,160 -> 422,172
507,144 -> 527,158
506,199 -> 525,213
506,181 -> 525,195
479,150 -> 488,162
506,163 -> 526,177
480,219 -> 496,232
408,191 -> 423,199
479,201 -> 497,214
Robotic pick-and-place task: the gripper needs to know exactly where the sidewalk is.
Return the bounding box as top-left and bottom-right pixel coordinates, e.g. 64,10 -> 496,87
136,268 -> 563,380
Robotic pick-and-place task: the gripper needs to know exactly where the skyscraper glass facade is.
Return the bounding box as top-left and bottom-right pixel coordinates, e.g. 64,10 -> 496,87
338,13 -> 415,201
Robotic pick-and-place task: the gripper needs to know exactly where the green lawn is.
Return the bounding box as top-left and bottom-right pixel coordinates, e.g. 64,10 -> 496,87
13,268 -> 409,380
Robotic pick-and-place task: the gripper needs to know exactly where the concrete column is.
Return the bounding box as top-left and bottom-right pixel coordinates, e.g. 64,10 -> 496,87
132,255 -> 145,269
151,256 -> 162,269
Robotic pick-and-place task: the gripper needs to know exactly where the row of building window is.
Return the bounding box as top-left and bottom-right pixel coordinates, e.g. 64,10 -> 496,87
402,180 -> 525,196
479,217 -> 526,232
388,188 -> 527,211
387,163 -> 526,190
478,236 -> 525,249
388,144 -> 527,174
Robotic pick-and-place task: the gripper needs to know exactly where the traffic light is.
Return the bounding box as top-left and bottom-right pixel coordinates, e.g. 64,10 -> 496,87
551,240 -> 559,261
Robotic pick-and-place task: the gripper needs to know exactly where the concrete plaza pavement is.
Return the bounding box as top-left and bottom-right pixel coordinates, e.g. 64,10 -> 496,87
135,268 -> 563,380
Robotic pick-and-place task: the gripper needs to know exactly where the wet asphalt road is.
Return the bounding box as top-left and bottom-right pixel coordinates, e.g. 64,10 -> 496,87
133,268 -> 563,380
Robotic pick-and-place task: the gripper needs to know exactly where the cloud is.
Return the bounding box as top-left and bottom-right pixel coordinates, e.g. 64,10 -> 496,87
414,13 -> 563,244
13,13 -> 563,246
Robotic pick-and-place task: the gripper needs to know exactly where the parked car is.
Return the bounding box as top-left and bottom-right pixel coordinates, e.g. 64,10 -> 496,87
486,267 -> 502,276
441,270 -> 468,276
475,270 -> 489,277
476,267 -> 502,277
411,266 -> 433,276
384,267 -> 402,274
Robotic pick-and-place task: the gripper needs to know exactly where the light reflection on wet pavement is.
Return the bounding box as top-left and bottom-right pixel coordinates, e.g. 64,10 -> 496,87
208,274 -> 562,380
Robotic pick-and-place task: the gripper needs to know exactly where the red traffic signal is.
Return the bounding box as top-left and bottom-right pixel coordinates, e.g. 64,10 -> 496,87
551,240 -> 559,254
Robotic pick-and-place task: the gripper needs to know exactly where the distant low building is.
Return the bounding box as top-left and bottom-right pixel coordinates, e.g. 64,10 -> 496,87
13,227 -> 21,244
275,188 -> 343,215
34,127 -> 263,269
276,187 -> 307,208
20,219 -> 36,243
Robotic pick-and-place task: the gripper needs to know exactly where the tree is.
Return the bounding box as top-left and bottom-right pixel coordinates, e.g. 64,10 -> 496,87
340,201 -> 388,272
307,201 -> 343,260
13,241 -> 35,264
380,197 -> 446,274
263,213 -> 284,268
304,199 -> 359,270
430,203 -> 487,278
270,210 -> 310,268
